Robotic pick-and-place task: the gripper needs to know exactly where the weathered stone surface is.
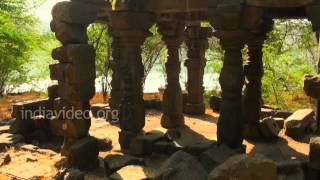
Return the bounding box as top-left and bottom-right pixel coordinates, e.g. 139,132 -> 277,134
58,81 -> 95,102
103,154 -> 145,175
209,154 -> 277,180
152,140 -> 182,154
310,137 -> 320,170
253,147 -> 286,163
11,99 -> 51,120
50,63 -> 96,84
156,150 -> 207,180
50,20 -> 88,45
199,144 -> 237,172
52,44 -> 95,64
48,85 -> 59,99
110,165 -> 155,180
64,168 -> 85,180
0,153 -> 11,166
274,117 -> 285,129
129,131 -> 164,156
52,1 -> 103,24
304,75 -> 320,99
10,119 -> 35,135
67,136 -> 99,171
276,160 -> 305,180
209,95 -> 221,112
259,117 -> 280,140
284,109 -> 314,137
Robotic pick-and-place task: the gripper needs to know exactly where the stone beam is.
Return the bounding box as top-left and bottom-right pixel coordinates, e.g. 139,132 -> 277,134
246,0 -> 314,8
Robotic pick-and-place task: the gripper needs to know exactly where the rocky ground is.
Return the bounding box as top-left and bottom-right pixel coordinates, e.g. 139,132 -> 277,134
0,108 -> 313,179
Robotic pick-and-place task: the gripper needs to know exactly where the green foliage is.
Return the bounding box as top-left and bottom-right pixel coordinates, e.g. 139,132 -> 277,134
0,0 -> 48,95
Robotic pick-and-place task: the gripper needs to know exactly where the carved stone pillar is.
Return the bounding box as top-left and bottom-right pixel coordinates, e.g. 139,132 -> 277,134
158,21 -> 185,131
109,33 -> 124,109
110,11 -> 155,149
184,26 -> 212,115
217,31 -> 246,148
243,35 -> 266,129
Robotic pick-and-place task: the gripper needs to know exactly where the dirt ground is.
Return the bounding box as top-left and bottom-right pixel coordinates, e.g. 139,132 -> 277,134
0,92 -> 312,179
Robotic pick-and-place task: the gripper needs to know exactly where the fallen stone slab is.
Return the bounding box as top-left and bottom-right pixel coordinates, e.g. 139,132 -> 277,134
67,136 -> 99,171
199,144 -> 237,172
259,117 -> 280,140
304,74 -> 320,99
156,151 -> 208,180
209,154 -> 277,180
0,153 -> 11,166
103,154 -> 145,175
284,109 -> 315,137
109,165 -> 156,180
11,99 -> 52,120
260,108 -> 276,119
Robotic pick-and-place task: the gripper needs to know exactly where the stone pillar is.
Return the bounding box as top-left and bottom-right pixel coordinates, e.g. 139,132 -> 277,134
109,33 -> 124,109
184,25 -> 212,115
158,21 -> 185,132
216,31 -> 246,148
243,35 -> 266,133
109,11 -> 155,149
51,1 -> 101,155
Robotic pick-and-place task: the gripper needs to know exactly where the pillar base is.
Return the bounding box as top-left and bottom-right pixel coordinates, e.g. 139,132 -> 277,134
184,103 -> 205,115
161,114 -> 185,129
119,130 -> 143,149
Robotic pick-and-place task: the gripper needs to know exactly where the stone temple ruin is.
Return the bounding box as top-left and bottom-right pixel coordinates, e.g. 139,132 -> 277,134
5,0 -> 320,179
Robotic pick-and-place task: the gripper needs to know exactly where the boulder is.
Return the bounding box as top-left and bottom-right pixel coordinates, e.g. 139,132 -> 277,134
110,165 -> 155,180
208,154 -> 277,180
67,136 -> 99,171
156,151 -> 208,180
103,154 -> 145,175
284,109 -> 314,137
259,117 -> 280,140
199,144 -> 237,172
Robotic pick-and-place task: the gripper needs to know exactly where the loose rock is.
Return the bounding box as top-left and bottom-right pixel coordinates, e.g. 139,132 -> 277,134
284,109 -> 314,137
103,154 -> 145,175
259,117 -> 280,140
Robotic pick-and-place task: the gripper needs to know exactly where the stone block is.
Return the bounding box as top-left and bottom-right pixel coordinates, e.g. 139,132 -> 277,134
50,20 -> 88,45
67,136 -> 99,171
310,137 -> 320,170
274,117 -> 285,129
11,99 -> 51,120
103,154 -> 145,175
52,1 -> 103,24
48,85 -> 59,99
109,165 -> 155,180
304,75 -> 320,99
156,151 -> 208,180
260,108 -> 276,119
128,131 -> 164,156
52,44 -> 95,64
208,154 -> 277,180
284,109 -> 314,137
9,119 -> 35,135
58,81 -> 95,102
259,117 -> 280,140
199,144 -> 237,172
274,111 -> 292,119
